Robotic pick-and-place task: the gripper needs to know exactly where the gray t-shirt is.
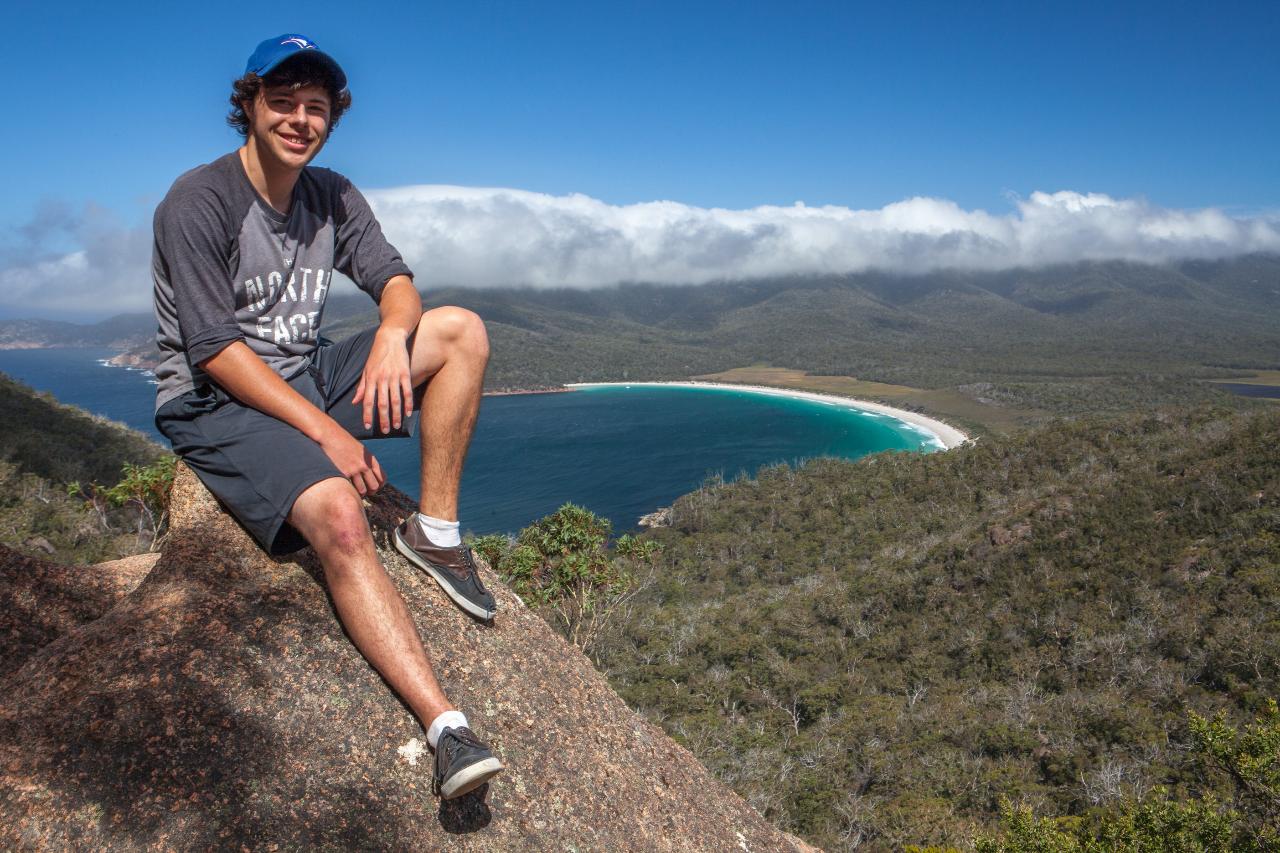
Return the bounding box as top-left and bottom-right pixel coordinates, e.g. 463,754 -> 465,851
151,152 -> 413,409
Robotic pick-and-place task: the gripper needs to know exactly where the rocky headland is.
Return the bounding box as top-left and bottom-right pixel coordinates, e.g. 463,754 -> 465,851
0,465 -> 816,851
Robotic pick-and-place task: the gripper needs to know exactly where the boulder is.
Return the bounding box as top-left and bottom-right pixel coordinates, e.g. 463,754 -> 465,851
638,506 -> 673,528
0,546 -> 156,681
0,466 -> 817,851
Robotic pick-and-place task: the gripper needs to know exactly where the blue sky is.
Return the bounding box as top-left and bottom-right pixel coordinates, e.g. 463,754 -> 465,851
10,0 -> 1278,216
4,1 -> 1279,319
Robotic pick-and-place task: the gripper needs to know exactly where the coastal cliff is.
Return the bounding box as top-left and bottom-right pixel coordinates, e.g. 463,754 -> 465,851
0,465 -> 816,851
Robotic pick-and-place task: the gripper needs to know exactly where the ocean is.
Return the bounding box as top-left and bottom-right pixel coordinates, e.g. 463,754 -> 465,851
0,348 -> 937,535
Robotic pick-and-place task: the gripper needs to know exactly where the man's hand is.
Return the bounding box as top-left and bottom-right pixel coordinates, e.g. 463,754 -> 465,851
201,341 -> 387,496
317,423 -> 385,496
352,327 -> 414,433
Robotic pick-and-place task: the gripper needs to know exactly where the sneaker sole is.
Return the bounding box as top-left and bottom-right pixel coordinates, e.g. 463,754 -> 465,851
393,529 -> 496,621
440,757 -> 504,800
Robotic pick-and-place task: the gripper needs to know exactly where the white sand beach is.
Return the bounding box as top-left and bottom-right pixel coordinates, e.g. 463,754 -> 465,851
567,381 -> 970,450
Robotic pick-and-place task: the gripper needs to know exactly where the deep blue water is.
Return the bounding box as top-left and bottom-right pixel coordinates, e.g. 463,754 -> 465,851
1214,382 -> 1280,399
0,348 -> 164,441
0,348 -> 937,535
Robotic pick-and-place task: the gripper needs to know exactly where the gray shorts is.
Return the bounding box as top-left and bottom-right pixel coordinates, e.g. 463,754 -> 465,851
156,328 -> 420,555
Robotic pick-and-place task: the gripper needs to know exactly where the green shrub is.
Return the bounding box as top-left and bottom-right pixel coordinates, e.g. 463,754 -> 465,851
71,455 -> 177,550
472,504 -> 659,655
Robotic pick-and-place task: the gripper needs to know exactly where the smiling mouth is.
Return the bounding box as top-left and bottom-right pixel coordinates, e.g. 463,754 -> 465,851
280,133 -> 311,149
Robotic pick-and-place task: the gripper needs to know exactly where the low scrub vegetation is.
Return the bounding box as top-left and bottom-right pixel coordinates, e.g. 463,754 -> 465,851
978,702 -> 1279,850
0,371 -> 174,562
589,407 -> 1279,850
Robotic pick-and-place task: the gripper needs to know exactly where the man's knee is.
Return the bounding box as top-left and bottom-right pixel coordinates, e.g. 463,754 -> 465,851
290,478 -> 371,556
422,306 -> 489,363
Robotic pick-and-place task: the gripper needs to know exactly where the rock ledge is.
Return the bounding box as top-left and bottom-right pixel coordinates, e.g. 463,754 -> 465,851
0,466 -> 816,851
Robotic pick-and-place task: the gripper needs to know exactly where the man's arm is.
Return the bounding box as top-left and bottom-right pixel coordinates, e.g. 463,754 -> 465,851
331,175 -> 420,432
199,276 -> 420,494
352,274 -> 423,433
201,342 -> 385,495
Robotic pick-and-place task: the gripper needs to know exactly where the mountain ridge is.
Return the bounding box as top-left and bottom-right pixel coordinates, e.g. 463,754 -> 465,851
10,256 -> 1277,418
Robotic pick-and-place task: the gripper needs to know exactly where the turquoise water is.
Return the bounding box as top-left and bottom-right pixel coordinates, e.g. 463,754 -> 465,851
0,349 -> 938,534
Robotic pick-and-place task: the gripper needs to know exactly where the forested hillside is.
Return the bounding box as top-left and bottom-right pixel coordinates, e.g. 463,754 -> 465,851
327,256 -> 1280,417
36,255 -> 1280,421
0,372 -> 170,562
590,407 -> 1280,850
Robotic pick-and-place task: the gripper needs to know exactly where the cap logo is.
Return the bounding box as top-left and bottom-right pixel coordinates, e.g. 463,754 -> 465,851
281,37 -> 314,50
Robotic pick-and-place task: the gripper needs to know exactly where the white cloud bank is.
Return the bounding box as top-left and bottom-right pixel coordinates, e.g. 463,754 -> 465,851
369,187 -> 1280,286
3,188 -> 1279,316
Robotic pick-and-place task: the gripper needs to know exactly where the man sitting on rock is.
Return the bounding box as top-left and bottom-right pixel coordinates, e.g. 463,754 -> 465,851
150,33 -> 503,800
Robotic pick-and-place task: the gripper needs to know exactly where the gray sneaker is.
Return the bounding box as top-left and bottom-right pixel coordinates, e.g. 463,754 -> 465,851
394,518 -> 497,621
435,726 -> 504,799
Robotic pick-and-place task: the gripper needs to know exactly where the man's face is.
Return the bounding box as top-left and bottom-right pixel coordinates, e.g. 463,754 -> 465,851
246,82 -> 332,171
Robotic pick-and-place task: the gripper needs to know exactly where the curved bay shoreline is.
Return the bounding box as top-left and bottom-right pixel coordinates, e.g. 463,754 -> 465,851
85,351 -> 971,451
566,381 -> 971,450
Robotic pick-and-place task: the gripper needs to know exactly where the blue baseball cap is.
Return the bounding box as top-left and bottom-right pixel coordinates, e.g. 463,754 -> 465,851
244,34 -> 347,90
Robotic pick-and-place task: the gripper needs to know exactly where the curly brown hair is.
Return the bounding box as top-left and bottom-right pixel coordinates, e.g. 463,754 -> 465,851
227,53 -> 353,139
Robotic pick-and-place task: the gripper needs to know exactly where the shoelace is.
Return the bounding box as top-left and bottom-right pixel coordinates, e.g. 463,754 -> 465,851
459,550 -> 490,593
449,726 -> 485,749
434,727 -> 486,794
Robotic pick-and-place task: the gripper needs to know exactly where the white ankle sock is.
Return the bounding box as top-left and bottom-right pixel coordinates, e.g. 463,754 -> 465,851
427,710 -> 469,749
416,513 -> 461,548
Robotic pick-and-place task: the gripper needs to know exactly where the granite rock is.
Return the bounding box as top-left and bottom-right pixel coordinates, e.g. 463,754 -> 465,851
0,466 -> 818,852
0,546 -> 156,681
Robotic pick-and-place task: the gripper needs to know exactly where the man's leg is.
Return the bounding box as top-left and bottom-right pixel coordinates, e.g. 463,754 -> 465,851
407,306 -> 490,519
390,306 -> 496,622
289,476 -> 453,726
290,475 -> 504,798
